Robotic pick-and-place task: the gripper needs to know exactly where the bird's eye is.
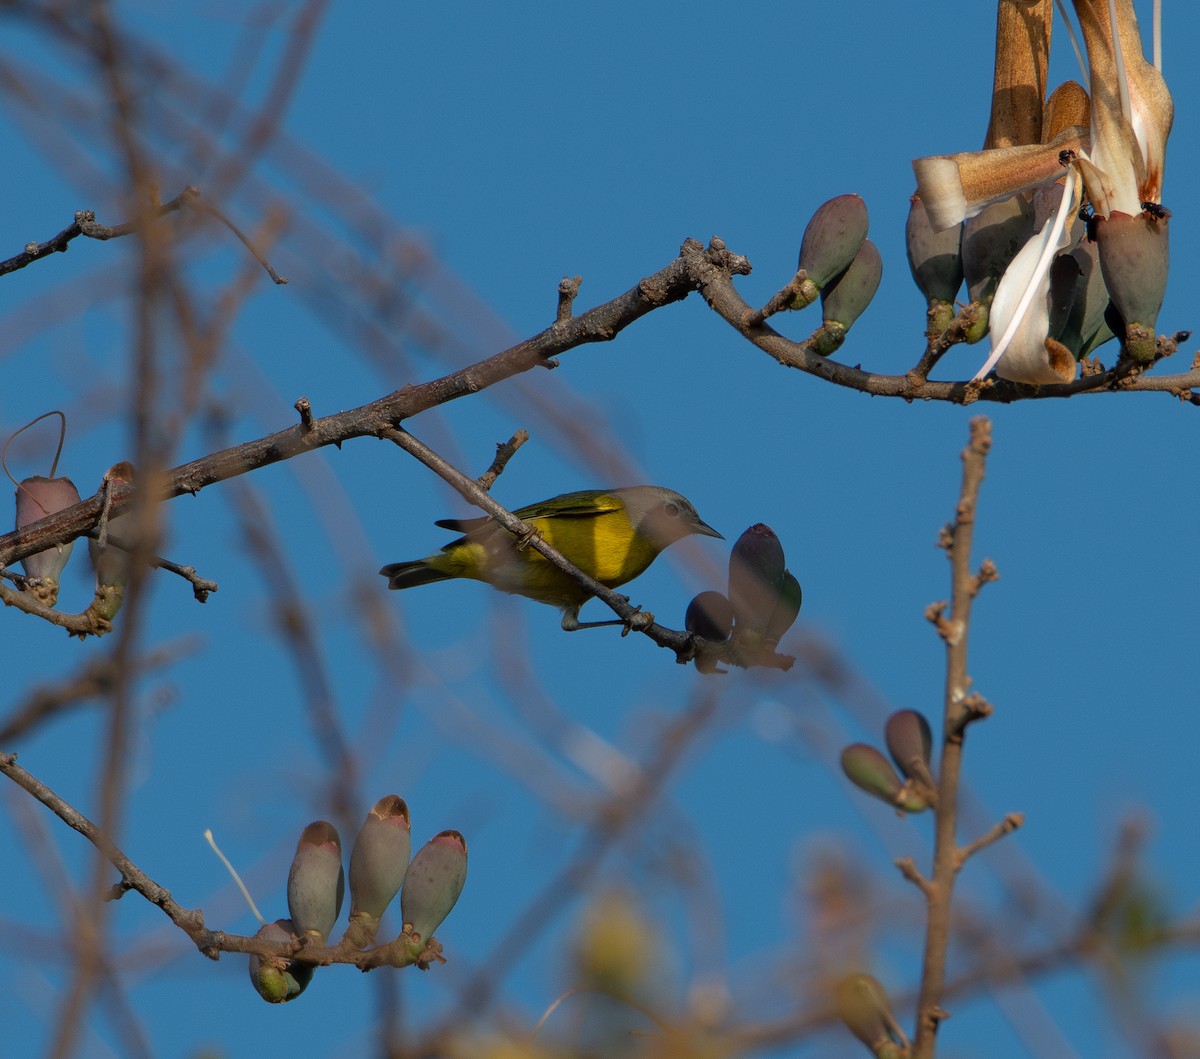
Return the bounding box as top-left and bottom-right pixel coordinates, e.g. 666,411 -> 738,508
664,502 -> 680,519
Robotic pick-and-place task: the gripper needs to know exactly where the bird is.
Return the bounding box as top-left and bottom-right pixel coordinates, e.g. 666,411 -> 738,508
379,486 -> 722,631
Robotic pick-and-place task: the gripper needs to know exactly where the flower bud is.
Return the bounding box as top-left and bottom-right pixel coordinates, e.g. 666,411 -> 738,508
790,194 -> 869,310
347,795 -> 412,945
727,524 -> 787,633
401,830 -> 468,942
14,475 -> 81,605
685,590 -> 734,643
907,194 -> 964,334
764,570 -> 803,643
840,744 -> 930,813
814,238 -> 882,354
89,461 -> 137,621
1094,208 -> 1170,363
287,821 -> 344,944
248,918 -> 314,1004
884,710 -> 935,790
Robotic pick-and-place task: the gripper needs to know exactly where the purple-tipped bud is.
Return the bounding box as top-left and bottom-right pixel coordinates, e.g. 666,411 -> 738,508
685,590 -> 734,642
14,475 -> 82,605
1094,209 -> 1170,363
884,710 -> 934,785
906,194 -> 964,317
287,821 -> 344,944
814,238 -> 882,354
834,973 -> 906,1054
401,830 -> 468,942
962,195 -> 1035,342
790,194 -> 869,309
728,524 -> 787,633
347,796 -> 412,943
764,570 -> 803,643
247,918 -> 313,1003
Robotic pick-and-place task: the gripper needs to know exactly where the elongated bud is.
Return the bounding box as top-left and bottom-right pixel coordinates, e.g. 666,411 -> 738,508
813,238 -> 882,356
884,710 -> 935,790
401,830 -> 468,942
727,524 -> 787,634
789,195 -> 869,310
840,744 -> 930,813
685,590 -> 734,643
1094,208 -> 1169,363
906,194 -> 964,335
15,475 -> 81,605
248,918 -> 314,1003
287,821 -> 344,944
89,461 -> 137,621
347,796 -> 412,946
834,972 -> 908,1056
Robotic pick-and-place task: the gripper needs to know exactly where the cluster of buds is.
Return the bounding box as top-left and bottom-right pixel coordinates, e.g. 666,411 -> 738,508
840,709 -> 937,815
684,523 -> 802,670
910,0 -> 1172,381
248,797 -> 468,1003
11,427 -> 139,619
785,194 -> 883,355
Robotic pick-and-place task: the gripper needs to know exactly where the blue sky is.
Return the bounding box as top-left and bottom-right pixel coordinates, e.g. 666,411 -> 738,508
3,2 -> 1199,1056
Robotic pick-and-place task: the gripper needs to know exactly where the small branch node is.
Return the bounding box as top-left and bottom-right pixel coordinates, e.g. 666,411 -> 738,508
556,275 -> 582,322
294,396 -> 314,432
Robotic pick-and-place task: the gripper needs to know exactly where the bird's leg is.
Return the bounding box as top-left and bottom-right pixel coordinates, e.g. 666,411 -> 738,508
561,598 -> 655,634
514,526 -> 543,550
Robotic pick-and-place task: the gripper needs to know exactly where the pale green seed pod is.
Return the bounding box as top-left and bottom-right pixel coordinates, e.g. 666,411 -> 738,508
401,830 -> 468,941
287,821 -> 344,944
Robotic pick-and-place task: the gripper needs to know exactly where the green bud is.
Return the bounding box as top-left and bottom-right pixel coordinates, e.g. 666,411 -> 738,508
685,590 -> 734,643
348,795 -> 412,944
840,744 -> 902,802
248,918 -> 314,1003
401,830 -> 468,942
287,821 -> 344,945
820,237 -> 882,335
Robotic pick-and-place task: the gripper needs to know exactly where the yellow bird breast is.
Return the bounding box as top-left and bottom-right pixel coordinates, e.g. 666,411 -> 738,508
451,507 -> 658,609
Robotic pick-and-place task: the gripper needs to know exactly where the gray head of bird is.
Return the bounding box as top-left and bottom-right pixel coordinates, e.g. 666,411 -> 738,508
616,486 -> 723,552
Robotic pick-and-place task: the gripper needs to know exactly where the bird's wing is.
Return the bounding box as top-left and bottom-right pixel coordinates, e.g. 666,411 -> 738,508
434,491 -> 623,534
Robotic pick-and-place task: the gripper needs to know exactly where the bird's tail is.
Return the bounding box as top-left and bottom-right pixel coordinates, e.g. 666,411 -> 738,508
379,559 -> 451,591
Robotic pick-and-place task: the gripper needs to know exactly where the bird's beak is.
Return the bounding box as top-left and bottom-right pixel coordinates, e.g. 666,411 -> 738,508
694,520 -> 723,540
